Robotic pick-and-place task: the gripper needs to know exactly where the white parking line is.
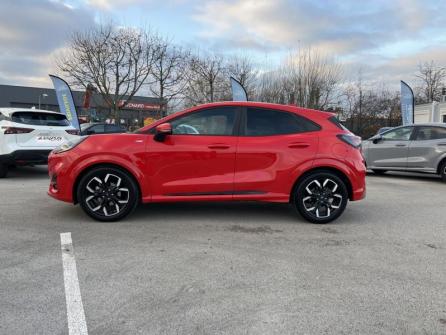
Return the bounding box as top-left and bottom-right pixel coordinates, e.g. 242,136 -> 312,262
60,232 -> 88,335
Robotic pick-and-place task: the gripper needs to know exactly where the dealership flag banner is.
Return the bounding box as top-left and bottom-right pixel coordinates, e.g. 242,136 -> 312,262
49,75 -> 80,130
230,77 -> 248,102
400,80 -> 414,125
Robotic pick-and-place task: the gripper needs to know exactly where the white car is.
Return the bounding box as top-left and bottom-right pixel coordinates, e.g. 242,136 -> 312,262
0,108 -> 79,178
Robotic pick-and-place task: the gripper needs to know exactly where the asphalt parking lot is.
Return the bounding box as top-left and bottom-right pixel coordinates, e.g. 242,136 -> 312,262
1,167 -> 446,335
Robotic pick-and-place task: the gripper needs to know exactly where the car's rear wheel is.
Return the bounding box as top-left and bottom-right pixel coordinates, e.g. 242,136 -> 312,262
293,171 -> 348,224
439,161 -> 446,182
372,169 -> 387,175
77,166 -> 139,221
0,164 -> 8,178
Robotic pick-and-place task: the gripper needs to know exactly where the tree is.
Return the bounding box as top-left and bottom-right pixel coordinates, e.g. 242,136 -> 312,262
415,61 -> 446,103
149,37 -> 190,116
182,53 -> 227,107
255,47 -> 342,110
57,24 -> 159,118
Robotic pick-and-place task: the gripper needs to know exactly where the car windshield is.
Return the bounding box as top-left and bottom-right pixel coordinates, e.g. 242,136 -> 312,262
11,111 -> 70,127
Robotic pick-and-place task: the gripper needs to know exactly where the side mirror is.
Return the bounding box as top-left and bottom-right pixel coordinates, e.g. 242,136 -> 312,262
372,135 -> 383,144
154,122 -> 172,142
86,130 -> 95,135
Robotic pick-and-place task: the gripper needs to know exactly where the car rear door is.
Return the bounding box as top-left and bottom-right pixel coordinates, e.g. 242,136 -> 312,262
408,126 -> 446,171
11,111 -> 73,148
366,126 -> 414,168
233,107 -> 320,199
147,106 -> 241,200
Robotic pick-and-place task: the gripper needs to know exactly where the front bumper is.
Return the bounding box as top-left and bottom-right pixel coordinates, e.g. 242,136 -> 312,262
0,150 -> 52,165
47,151 -> 76,203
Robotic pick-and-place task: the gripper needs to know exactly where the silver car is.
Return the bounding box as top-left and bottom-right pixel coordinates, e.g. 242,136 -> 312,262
362,123 -> 446,181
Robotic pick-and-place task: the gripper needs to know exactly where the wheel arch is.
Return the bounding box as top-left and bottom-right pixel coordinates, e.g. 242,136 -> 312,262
290,166 -> 354,203
72,163 -> 142,204
436,155 -> 446,174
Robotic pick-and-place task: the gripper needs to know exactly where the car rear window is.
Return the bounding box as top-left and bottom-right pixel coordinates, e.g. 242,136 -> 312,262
245,108 -> 320,136
328,116 -> 349,131
11,112 -> 70,126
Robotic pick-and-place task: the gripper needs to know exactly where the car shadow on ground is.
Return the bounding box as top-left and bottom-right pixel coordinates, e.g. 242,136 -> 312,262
132,201 -> 301,224
5,165 -> 49,179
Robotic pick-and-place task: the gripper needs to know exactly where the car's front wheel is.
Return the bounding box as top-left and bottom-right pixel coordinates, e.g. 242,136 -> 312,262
439,161 -> 446,182
293,171 -> 348,224
77,166 -> 139,221
0,164 -> 8,178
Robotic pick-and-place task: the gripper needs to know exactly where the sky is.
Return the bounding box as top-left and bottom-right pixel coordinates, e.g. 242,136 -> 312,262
0,0 -> 445,90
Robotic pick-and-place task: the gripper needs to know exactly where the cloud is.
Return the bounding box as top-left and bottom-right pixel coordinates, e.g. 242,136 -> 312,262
86,0 -> 144,10
0,0 -> 95,87
192,0 -> 445,55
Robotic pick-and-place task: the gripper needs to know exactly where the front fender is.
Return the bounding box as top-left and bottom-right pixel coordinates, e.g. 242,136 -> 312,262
69,152 -> 150,201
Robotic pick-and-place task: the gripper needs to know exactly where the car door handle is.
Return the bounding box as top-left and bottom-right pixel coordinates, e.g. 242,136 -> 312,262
208,144 -> 231,150
288,142 -> 310,148
395,144 -> 407,147
437,143 -> 446,146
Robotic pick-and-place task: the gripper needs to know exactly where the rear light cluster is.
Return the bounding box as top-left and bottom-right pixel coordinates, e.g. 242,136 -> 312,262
1,126 -> 34,134
66,130 -> 80,135
337,134 -> 362,149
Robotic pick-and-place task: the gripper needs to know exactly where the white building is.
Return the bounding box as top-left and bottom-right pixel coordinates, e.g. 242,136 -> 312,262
414,101 -> 446,123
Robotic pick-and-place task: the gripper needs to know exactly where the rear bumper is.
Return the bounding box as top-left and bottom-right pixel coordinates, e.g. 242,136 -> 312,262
0,150 -> 52,165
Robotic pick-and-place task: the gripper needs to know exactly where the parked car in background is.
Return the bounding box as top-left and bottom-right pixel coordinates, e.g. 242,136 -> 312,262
362,123 -> 446,181
48,101 -> 366,224
0,108 -> 79,178
376,126 -> 393,135
80,123 -> 126,136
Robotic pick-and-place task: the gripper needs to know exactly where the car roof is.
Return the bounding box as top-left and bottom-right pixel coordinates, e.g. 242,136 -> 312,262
0,107 -> 63,116
187,101 -> 333,114
139,101 -> 334,133
412,123 -> 446,127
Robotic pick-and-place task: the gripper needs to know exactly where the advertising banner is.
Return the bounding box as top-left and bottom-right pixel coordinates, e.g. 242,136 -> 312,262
49,75 -> 80,130
230,77 -> 248,101
400,80 -> 414,125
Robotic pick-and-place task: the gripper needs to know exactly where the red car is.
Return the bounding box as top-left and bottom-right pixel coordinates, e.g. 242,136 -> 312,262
48,102 -> 365,223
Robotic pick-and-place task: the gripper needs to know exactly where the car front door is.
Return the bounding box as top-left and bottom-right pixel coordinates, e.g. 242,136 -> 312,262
234,107 -> 320,199
367,126 -> 414,168
408,126 -> 446,171
146,106 -> 240,200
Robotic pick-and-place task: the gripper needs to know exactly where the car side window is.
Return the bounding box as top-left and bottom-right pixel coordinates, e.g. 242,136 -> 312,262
415,126 -> 446,140
106,124 -> 123,132
245,108 -> 320,136
171,107 -> 236,135
91,124 -> 105,133
381,127 -> 413,141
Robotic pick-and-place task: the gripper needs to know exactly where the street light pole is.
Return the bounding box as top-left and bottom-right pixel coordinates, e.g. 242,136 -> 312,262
38,93 -> 48,109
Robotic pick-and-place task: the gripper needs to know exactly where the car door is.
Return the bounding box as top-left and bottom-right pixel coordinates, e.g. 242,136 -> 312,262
234,107 -> 320,199
366,126 -> 414,168
146,106 -> 240,200
408,126 -> 446,171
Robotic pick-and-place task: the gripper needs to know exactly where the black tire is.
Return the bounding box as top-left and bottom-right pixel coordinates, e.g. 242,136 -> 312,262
439,161 -> 446,182
77,166 -> 139,222
372,169 -> 387,175
293,171 -> 348,224
0,164 -> 8,178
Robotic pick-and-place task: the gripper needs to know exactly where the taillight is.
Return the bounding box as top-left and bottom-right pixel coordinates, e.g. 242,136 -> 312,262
66,129 -> 80,135
337,134 -> 361,148
2,126 -> 34,134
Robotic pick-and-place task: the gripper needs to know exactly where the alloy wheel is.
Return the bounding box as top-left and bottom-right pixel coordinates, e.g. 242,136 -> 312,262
83,173 -> 130,217
302,178 -> 343,219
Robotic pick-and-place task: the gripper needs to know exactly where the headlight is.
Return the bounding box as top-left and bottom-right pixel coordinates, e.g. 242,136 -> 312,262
53,136 -> 88,154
